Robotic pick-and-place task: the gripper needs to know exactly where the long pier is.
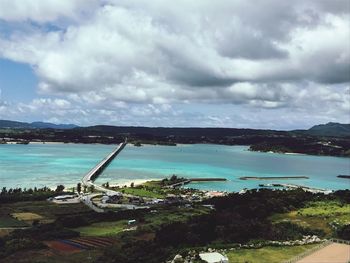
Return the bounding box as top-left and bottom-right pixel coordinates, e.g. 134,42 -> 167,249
82,140 -> 127,189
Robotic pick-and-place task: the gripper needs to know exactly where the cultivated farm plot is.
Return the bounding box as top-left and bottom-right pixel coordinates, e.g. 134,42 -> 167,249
0,215 -> 28,228
73,220 -> 128,236
11,212 -> 43,221
45,240 -> 82,254
1,201 -> 92,221
0,215 -> 28,237
227,244 -> 318,263
45,237 -> 115,253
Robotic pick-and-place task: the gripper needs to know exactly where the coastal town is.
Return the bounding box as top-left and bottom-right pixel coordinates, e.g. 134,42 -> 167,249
51,141 -> 227,213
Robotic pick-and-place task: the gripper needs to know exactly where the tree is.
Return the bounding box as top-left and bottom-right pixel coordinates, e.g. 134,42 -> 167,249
170,175 -> 178,182
77,183 -> 82,193
106,182 -> 110,188
55,185 -> 65,192
130,182 -> 134,188
338,225 -> 350,240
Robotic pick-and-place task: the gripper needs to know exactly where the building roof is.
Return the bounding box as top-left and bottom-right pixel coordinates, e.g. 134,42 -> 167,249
53,194 -> 77,200
199,252 -> 229,263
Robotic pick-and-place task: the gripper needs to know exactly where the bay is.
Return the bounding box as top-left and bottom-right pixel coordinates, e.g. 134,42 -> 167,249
0,143 -> 349,192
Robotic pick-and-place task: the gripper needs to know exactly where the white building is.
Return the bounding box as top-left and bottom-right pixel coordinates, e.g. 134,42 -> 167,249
199,252 -> 229,263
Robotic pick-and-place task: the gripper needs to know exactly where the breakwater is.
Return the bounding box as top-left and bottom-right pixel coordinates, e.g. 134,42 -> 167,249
337,175 -> 350,179
190,178 -> 227,182
240,176 -> 309,180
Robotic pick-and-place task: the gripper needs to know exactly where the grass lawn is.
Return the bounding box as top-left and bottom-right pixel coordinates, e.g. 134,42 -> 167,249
270,200 -> 350,236
227,244 -> 318,263
73,220 -> 128,236
142,180 -> 163,187
0,216 -> 28,228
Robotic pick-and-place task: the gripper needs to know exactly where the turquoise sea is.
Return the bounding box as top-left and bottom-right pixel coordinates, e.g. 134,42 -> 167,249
0,143 -> 349,192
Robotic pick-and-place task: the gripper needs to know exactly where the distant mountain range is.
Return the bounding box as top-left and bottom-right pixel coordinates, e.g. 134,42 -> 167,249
0,119 -> 349,137
0,120 -> 78,130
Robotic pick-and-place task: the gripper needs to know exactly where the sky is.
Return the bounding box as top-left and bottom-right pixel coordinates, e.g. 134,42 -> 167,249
0,0 -> 349,129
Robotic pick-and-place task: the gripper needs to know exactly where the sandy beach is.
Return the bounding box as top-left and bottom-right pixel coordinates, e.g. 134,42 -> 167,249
29,141 -> 66,144
110,178 -> 158,188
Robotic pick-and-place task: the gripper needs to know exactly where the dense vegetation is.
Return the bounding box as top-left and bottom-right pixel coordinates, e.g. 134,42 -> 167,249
0,186 -> 66,203
249,138 -> 350,157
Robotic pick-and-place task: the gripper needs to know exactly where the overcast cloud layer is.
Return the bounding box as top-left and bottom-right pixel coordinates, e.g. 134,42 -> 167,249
0,0 -> 349,129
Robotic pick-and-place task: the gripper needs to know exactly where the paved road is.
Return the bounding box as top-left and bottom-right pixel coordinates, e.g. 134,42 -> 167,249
80,194 -> 105,213
80,141 -> 127,212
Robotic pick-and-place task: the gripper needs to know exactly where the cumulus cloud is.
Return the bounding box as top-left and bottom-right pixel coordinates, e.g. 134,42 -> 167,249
0,0 -> 349,128
0,0 -> 99,22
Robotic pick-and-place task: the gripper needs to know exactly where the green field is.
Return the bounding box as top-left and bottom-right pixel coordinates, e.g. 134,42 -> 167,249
270,200 -> 350,236
297,201 -> 350,217
143,206 -> 210,227
120,187 -> 165,198
0,216 -> 28,228
227,244 -> 318,263
73,220 -> 127,236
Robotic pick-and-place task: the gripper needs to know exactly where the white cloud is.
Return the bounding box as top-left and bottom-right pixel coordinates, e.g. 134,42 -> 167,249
0,0 -> 99,22
0,0 -> 349,128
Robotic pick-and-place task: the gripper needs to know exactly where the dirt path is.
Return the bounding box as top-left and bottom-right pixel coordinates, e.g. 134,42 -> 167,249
297,243 -> 350,263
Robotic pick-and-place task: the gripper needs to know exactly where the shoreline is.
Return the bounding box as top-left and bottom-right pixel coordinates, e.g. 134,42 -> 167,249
262,150 -> 304,156
109,178 -> 159,188
47,178 -> 159,192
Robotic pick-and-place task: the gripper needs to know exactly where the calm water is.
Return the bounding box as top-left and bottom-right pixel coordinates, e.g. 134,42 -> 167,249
0,143 -> 349,192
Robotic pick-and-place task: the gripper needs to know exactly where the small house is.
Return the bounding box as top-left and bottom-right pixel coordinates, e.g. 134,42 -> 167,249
128,219 -> 136,225
199,252 -> 229,263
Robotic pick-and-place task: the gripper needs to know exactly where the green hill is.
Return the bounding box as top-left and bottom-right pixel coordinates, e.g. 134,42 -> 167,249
0,120 -> 78,130
307,122 -> 350,137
